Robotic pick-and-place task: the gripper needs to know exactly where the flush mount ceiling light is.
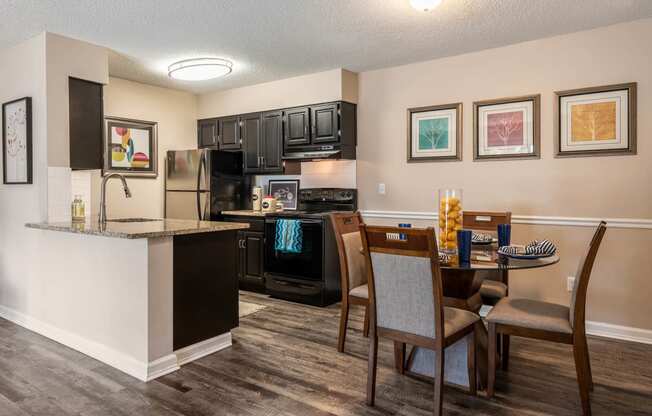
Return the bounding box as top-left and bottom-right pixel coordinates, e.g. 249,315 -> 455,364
168,58 -> 233,81
410,0 -> 442,12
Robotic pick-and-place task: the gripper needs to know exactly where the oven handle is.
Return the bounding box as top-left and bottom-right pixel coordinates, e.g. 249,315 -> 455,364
265,218 -> 322,225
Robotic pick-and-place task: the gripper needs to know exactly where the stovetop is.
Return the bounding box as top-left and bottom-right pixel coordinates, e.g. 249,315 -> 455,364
266,188 -> 357,219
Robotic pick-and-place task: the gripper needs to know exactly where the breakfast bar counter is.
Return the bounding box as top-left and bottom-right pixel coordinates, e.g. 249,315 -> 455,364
24,218 -> 249,382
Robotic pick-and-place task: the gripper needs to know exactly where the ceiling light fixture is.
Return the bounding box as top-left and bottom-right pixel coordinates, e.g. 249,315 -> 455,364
410,0 -> 442,12
168,58 -> 233,81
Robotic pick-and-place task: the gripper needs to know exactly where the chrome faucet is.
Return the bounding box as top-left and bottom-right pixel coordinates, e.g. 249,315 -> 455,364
99,173 -> 132,223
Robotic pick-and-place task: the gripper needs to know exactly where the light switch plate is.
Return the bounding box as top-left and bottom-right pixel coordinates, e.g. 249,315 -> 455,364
567,276 -> 575,292
378,183 -> 386,195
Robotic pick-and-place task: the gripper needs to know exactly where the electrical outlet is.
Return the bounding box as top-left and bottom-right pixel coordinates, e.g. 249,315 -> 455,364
378,183 -> 386,195
567,276 -> 575,292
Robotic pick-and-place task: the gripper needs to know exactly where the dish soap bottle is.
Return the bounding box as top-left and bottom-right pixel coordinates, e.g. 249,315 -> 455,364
71,195 -> 86,222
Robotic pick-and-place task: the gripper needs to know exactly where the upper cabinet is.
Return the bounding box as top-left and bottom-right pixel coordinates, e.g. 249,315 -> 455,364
310,103 -> 338,144
198,118 -> 218,148
219,116 -> 241,150
69,77 -> 104,170
198,100 -> 356,164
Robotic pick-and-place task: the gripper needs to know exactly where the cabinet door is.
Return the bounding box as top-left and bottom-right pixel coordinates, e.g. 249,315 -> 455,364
310,103 -> 339,144
241,113 -> 262,173
69,77 -> 103,170
219,116 -> 241,150
243,231 -> 264,281
261,111 -> 283,172
197,119 -> 217,148
283,107 -> 310,147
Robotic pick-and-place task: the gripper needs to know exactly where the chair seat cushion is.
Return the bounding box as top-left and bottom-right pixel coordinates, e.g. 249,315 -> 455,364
480,280 -> 507,299
444,307 -> 480,338
486,298 -> 572,334
349,284 -> 368,299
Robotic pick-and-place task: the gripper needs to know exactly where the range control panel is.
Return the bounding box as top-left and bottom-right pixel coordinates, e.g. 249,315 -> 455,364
299,188 -> 357,203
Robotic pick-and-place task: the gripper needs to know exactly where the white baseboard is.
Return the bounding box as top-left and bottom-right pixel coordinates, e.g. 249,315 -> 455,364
146,354 -> 180,381
586,320 -> 652,345
0,304 -> 233,382
175,332 -> 232,366
0,304 -> 151,381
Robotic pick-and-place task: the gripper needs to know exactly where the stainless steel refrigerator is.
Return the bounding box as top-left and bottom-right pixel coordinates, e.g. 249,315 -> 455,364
165,149 -> 251,220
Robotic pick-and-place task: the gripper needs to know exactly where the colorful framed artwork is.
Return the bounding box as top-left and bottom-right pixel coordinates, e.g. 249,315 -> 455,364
407,103 -> 462,162
473,94 -> 540,160
268,179 -> 300,210
555,83 -> 637,157
104,117 -> 158,178
2,97 -> 33,184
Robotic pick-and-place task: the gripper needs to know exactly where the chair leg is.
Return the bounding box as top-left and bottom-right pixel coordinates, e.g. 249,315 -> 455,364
393,342 -> 406,374
434,347 -> 444,416
487,322 -> 497,398
583,335 -> 594,391
501,334 -> 510,371
337,301 -> 349,353
467,328 -> 477,396
366,330 -> 379,406
573,343 -> 592,416
363,304 -> 370,338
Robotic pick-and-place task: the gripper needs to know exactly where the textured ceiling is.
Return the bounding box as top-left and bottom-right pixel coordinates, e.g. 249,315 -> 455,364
1,0 -> 651,94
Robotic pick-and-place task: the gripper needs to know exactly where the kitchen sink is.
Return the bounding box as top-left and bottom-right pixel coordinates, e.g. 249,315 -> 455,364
106,218 -> 163,223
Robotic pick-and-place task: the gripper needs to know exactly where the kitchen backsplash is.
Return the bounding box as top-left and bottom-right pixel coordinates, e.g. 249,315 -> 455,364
255,160 -> 356,193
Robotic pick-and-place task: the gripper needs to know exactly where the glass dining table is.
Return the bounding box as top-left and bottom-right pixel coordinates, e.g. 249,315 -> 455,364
402,245 -> 560,391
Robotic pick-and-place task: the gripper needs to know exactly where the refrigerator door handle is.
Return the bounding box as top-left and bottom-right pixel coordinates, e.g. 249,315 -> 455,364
196,151 -> 205,220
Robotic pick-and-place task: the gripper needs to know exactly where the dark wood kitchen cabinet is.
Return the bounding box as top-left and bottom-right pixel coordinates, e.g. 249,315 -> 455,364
310,103 -> 339,144
283,106 -> 310,146
69,77 -> 104,170
197,118 -> 218,148
219,115 -> 241,150
237,230 -> 265,291
244,110 -> 282,173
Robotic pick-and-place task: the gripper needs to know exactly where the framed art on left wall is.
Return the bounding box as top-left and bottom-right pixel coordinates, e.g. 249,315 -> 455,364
2,97 -> 33,185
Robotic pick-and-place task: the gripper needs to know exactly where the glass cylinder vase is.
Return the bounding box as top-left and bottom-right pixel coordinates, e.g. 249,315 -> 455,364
438,188 -> 463,253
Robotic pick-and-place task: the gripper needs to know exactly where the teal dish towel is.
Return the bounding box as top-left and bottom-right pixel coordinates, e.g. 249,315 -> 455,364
274,219 -> 303,254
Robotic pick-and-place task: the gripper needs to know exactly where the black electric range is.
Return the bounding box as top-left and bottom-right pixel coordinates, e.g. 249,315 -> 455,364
264,188 -> 357,306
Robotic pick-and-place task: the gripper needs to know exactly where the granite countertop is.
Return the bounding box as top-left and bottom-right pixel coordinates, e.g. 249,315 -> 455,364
221,210 -> 267,217
25,218 -> 250,239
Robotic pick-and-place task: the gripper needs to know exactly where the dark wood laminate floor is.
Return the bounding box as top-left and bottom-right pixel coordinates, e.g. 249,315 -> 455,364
1,292 -> 651,416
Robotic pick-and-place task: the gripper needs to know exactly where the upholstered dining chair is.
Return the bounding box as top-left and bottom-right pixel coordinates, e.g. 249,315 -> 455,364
462,211 -> 512,306
330,212 -> 369,352
360,225 -> 480,416
487,221 -> 607,416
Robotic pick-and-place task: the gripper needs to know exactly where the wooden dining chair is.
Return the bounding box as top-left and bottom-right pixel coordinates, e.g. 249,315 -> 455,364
487,221 -> 607,416
330,212 -> 369,353
462,211 -> 512,306
360,225 -> 480,416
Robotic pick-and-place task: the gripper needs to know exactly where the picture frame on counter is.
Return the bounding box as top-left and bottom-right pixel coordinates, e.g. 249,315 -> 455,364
104,116 -> 158,178
407,102 -> 462,162
2,97 -> 33,185
268,179 -> 300,210
473,94 -> 540,161
554,82 -> 637,158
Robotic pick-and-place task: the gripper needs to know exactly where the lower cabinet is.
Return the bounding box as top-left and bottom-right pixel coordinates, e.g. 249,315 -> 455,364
237,230 -> 266,292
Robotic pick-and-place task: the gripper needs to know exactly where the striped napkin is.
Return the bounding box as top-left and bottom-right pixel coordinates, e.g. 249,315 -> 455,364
472,232 -> 493,243
499,239 -> 557,256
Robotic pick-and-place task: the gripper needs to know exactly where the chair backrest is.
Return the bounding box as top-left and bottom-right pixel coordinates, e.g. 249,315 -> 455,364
360,225 -> 444,345
462,211 -> 512,232
570,221 -> 607,331
330,212 -> 366,297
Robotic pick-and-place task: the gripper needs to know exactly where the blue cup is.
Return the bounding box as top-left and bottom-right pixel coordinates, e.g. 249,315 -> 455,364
497,224 -> 511,248
398,223 -> 411,240
457,230 -> 472,265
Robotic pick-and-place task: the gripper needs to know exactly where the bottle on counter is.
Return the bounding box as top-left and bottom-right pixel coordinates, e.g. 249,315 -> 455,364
71,195 -> 86,222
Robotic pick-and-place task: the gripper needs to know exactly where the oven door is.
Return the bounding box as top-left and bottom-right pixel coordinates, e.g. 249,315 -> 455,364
264,217 -> 323,281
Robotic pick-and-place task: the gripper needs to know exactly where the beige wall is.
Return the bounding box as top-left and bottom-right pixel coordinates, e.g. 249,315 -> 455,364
197,68 -> 358,118
102,77 -> 198,218
357,19 -> 652,332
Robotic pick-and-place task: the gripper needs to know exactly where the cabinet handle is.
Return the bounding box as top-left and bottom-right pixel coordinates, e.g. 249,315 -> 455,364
242,239 -> 247,248
304,125 -> 308,137
261,156 -> 265,166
